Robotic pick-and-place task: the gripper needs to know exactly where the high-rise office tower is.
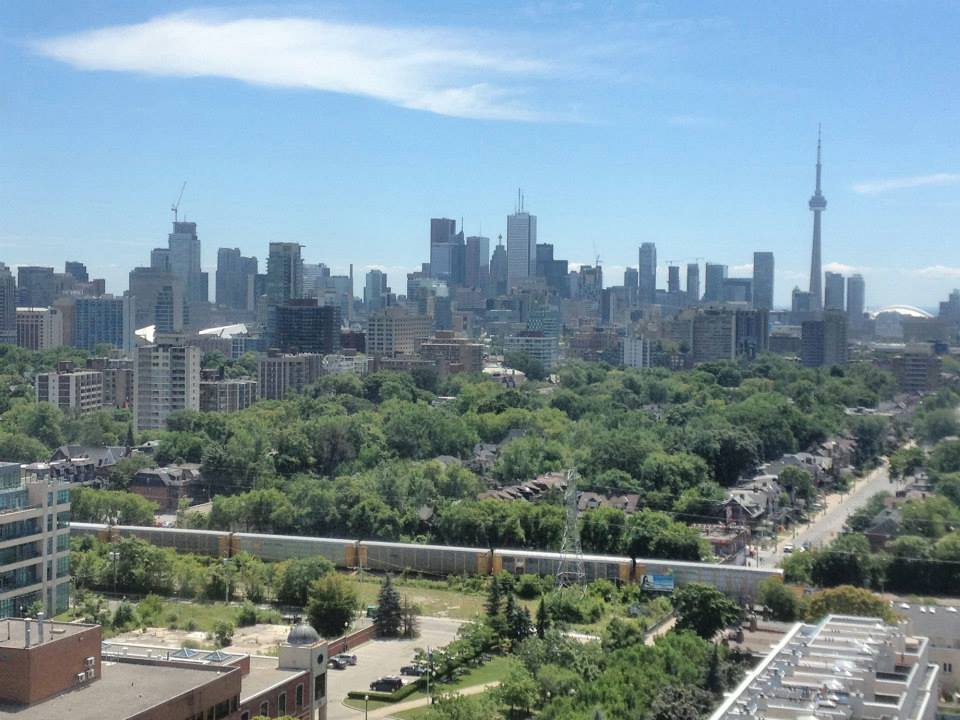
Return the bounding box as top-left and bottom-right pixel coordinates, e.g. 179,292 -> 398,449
667,265 -> 681,294
168,222 -> 208,303
216,248 -> 258,311
128,267 -> 186,332
624,267 -> 639,306
364,269 -> 389,311
847,274 -> 865,323
0,264 -> 16,345
464,236 -> 490,293
134,341 -> 201,431
752,252 -> 775,310
638,243 -> 657,305
267,299 -> 341,354
535,243 -> 569,297
808,128 -> 827,312
506,195 -> 537,291
150,248 -> 171,272
801,310 -> 848,368
267,242 -> 303,305
686,263 -> 700,306
490,237 -> 508,297
64,261 -> 89,283
703,263 -> 728,302
430,218 -> 465,283
73,296 -> 135,351
16,266 -> 55,308
824,271 -> 845,311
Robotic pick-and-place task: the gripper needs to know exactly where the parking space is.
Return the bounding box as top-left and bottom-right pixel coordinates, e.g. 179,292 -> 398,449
326,617 -> 463,720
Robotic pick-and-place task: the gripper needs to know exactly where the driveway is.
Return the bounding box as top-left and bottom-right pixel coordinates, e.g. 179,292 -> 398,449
326,617 -> 464,720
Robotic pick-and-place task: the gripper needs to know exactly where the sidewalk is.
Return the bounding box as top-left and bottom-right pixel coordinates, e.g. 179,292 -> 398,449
361,681 -> 501,719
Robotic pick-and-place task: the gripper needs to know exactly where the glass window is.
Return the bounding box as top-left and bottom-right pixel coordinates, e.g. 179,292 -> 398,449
259,702 -> 268,715
296,683 -> 304,707
278,692 -> 286,714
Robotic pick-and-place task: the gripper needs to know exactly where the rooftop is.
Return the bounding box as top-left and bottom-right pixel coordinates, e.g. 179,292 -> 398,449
0,619 -> 92,650
0,661 -> 237,720
240,655 -> 307,701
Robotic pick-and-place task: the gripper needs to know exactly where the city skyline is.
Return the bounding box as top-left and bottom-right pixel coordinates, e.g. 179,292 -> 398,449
3,2 -> 960,308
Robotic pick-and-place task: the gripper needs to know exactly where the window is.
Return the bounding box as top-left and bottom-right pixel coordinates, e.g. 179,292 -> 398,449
945,662 -> 954,673
241,714 -> 249,720
278,691 -> 286,714
259,701 -> 268,716
315,673 -> 326,700
296,683 -> 304,707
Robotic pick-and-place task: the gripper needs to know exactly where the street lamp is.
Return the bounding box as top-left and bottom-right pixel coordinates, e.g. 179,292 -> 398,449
364,694 -> 369,720
221,558 -> 229,604
108,550 -> 119,594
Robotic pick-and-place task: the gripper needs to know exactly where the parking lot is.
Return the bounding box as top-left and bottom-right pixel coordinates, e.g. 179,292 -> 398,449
326,616 -> 464,720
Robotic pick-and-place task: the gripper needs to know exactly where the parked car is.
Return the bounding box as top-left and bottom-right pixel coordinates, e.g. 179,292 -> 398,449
334,653 -> 357,666
328,657 -> 348,670
782,544 -> 794,554
370,676 -> 404,692
401,664 -> 426,676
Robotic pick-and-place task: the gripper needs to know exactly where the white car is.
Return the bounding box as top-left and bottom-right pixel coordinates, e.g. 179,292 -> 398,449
782,544 -> 794,554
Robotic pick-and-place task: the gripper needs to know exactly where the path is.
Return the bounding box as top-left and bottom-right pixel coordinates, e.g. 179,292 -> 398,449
362,681 -> 501,719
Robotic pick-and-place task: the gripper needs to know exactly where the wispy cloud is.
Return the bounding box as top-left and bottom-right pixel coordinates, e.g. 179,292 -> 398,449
824,261 -> 874,275
32,11 -> 556,121
851,173 -> 960,195
910,265 -> 960,280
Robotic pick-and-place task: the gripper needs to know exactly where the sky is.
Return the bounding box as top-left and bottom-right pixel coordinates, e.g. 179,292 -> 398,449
2,1 -> 960,310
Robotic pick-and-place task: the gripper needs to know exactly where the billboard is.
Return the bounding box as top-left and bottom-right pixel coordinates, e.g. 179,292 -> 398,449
640,574 -> 675,593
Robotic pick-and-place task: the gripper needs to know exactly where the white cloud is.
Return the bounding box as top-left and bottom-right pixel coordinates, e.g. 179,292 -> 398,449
32,11 -> 554,121
823,261 -> 872,275
910,265 -> 960,280
851,173 -> 960,195
729,263 -> 753,275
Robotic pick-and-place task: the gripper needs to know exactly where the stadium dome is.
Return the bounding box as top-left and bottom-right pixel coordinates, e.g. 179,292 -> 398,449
286,622 -> 320,645
870,305 -> 933,319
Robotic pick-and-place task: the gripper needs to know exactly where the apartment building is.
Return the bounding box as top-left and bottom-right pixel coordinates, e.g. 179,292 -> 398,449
133,341 -> 201,431
34,361 -> 104,415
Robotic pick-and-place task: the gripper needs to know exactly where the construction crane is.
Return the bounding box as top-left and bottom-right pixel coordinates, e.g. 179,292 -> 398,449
171,181 -> 187,223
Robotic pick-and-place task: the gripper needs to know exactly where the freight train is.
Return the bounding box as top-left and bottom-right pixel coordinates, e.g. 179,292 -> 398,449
71,523 -> 780,600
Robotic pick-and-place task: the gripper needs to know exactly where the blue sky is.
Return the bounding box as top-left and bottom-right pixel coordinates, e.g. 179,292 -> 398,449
2,1 -> 959,308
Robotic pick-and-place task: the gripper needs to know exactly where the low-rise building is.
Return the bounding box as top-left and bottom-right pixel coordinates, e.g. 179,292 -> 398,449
0,462 -> 71,616
15,307 -> 63,351
897,601 -> 960,694
419,331 -> 484,374
503,331 -> 560,370
35,361 -> 104,415
200,377 -> 258,413
128,464 -> 202,513
258,352 -> 323,401
709,614 -> 939,720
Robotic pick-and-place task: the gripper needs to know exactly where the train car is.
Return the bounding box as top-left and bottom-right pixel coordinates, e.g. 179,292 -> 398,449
360,541 -> 492,577
234,533 -> 359,568
493,549 -> 632,584
633,557 -> 781,601
72,523 -> 232,557
71,522 -> 112,543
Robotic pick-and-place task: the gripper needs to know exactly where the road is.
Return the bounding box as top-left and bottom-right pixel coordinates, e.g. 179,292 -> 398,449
760,461 -> 893,568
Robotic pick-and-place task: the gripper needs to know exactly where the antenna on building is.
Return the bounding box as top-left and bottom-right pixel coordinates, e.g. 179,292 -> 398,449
498,233 -> 503,246
556,469 -> 586,590
171,181 -> 187,223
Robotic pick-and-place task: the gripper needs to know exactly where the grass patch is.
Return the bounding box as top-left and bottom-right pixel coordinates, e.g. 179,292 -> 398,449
343,697 -> 396,712
342,574 -> 492,620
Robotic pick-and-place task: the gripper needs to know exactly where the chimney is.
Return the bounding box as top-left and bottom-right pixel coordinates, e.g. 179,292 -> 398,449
37,612 -> 45,643
24,620 -> 31,649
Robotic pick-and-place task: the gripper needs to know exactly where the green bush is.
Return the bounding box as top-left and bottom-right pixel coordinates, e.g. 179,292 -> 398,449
237,602 -> 258,627
346,679 -> 424,703
514,574 -> 546,599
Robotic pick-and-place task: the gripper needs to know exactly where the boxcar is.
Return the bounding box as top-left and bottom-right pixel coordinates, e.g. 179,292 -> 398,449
633,557 -> 781,601
234,533 -> 358,568
360,541 -> 492,577
493,549 -> 632,584
103,525 -> 231,557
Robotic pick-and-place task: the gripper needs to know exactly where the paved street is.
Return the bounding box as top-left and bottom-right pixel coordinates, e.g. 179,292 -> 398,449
760,461 -> 894,568
326,616 -> 464,720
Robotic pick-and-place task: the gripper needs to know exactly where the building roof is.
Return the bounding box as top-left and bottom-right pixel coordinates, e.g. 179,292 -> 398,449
0,661 -> 237,720
285,622 -> 320,646
0,619 -> 92,650
240,655 -> 308,702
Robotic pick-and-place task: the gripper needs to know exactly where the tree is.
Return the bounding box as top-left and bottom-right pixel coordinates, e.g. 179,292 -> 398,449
916,408 -> 960,444
506,594 -> 532,643
671,583 -> 740,639
423,693 -> 503,720
401,595 -> 420,639
757,577 -> 802,621
275,557 -> 333,607
649,685 -> 714,720
778,466 -> 815,503
375,575 -> 402,638
704,643 -> 723,695
535,597 -> 548,639
496,659 -> 538,718
889,446 -> 925,479
806,585 -> 896,623
486,574 -> 503,618
306,574 -> 359,638
811,533 -> 872,588
931,439 -> 960,474
504,351 -> 546,381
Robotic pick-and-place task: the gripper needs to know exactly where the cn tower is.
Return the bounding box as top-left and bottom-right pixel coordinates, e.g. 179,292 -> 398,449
808,126 -> 827,311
